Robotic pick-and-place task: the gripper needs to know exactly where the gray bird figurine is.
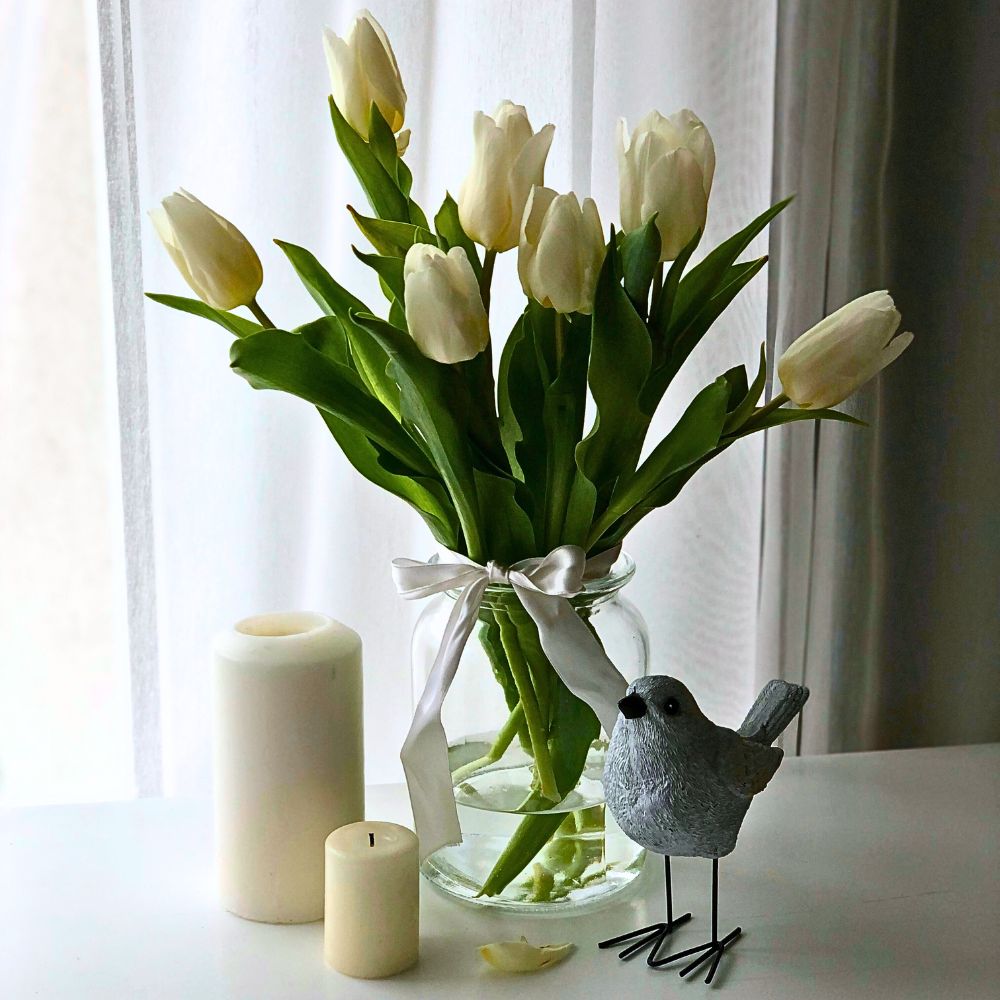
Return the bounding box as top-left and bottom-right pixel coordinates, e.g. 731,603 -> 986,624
599,674 -> 809,985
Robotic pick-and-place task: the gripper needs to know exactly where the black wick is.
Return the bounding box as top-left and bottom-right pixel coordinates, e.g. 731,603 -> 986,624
368,832 -> 375,847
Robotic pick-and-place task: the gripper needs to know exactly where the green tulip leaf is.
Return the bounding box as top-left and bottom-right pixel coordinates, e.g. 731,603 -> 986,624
363,102 -> 427,226
668,195 -> 791,339
563,468 -> 599,550
727,406 -> 867,439
352,246 -> 405,301
576,229 -> 652,510
720,363 -> 750,410
620,215 -> 661,317
350,311 -> 486,558
347,206 -> 435,258
541,313 -> 591,550
671,255 -> 768,370
593,456 -> 713,550
274,240 -> 399,416
292,315 -> 351,366
329,96 -> 410,222
318,410 -> 458,547
434,193 -> 483,279
275,239 -> 366,315
649,228 -> 701,347
590,376 -> 731,547
498,311 -> 549,512
229,329 -> 431,477
724,343 -> 768,432
478,812 -> 566,898
474,469 -> 536,565
366,102 -> 400,176
145,293 -> 263,339
457,345 -> 509,475
641,254 -> 768,417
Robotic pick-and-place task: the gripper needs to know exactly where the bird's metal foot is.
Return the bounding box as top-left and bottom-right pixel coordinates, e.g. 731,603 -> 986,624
649,926 -> 742,984
598,912 -> 693,963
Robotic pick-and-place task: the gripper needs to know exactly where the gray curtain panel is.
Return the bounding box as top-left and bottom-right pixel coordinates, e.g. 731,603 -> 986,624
759,0 -> 1000,753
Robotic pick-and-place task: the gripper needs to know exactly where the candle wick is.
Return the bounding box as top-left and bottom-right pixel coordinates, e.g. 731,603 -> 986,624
369,832 -> 375,848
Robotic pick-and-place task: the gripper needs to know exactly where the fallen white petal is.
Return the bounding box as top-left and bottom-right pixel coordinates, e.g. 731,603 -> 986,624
479,936 -> 574,973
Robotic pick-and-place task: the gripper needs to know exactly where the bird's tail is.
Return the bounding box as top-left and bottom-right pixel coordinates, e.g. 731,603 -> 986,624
738,679 -> 810,746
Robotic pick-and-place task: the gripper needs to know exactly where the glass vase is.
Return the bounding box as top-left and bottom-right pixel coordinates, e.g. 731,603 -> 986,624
410,552 -> 647,912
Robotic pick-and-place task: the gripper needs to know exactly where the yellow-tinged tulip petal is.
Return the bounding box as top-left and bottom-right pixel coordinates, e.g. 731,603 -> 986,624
323,10 -> 406,140
479,937 -> 574,973
458,101 -> 555,252
150,190 -> 262,311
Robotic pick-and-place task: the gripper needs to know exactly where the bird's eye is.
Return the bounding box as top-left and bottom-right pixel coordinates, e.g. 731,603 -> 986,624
663,697 -> 680,716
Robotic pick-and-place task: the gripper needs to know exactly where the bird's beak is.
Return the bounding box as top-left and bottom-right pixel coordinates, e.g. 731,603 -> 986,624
618,692 -> 647,719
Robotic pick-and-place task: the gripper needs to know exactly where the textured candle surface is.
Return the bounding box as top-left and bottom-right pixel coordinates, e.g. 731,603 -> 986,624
213,612 -> 364,923
325,821 -> 419,978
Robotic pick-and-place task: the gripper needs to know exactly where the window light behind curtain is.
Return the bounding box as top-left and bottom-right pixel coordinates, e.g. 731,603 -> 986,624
112,0 -> 777,796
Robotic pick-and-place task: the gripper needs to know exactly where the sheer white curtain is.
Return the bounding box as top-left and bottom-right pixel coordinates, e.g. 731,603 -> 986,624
119,0 -> 777,793
0,0 -> 131,806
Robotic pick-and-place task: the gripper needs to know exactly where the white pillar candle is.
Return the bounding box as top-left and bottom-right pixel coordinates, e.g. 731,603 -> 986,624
324,821 -> 419,978
213,611 -> 364,924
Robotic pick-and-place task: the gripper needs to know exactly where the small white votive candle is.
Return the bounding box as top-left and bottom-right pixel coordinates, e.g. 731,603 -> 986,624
324,821 -> 419,979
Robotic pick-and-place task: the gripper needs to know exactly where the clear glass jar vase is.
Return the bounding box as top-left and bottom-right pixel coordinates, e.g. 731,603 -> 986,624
410,552 -> 647,912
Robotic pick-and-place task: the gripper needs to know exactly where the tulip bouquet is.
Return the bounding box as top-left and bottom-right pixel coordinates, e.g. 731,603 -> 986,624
149,11 -> 912,902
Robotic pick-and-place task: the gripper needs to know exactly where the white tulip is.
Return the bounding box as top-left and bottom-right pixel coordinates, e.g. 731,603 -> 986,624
458,101 -> 555,252
518,187 -> 605,315
403,244 -> 489,363
324,10 -> 406,140
150,190 -> 263,311
778,291 -> 914,408
617,109 -> 715,261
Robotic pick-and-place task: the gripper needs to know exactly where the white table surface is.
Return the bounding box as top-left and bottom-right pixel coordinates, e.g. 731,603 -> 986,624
2,744 -> 997,999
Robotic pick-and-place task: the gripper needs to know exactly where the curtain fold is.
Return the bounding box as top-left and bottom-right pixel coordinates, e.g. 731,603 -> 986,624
759,0 -> 1000,752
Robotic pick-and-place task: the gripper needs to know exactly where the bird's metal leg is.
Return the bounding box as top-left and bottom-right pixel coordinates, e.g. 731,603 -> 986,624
598,855 -> 692,963
649,858 -> 742,984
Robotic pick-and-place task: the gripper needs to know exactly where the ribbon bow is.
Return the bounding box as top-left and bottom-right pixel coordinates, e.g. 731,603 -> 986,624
392,544 -> 629,859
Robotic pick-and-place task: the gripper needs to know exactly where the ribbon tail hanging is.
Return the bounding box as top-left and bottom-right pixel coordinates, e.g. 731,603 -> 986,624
400,576 -> 487,860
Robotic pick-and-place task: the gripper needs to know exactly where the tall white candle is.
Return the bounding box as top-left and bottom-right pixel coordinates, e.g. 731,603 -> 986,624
325,821 -> 419,979
213,611 -> 364,924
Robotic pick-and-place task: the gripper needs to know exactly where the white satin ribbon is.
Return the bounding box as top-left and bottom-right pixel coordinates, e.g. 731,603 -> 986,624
392,544 -> 629,860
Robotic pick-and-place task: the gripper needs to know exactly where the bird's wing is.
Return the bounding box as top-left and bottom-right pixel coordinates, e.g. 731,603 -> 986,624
716,729 -> 783,798
738,679 -> 809,746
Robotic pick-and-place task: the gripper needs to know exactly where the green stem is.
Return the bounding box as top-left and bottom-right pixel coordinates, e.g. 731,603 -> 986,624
496,611 -> 560,802
648,261 -> 665,318
248,298 -> 276,328
451,703 -> 524,784
738,391 -> 790,434
553,311 -> 566,368
511,607 -> 554,729
479,249 -> 497,313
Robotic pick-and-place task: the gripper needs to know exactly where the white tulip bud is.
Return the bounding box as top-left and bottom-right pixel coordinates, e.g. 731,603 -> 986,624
458,101 -> 555,252
324,10 -> 406,139
617,109 -> 715,261
150,190 -> 263,311
778,291 -> 914,408
518,187 -> 605,315
403,244 -> 490,364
